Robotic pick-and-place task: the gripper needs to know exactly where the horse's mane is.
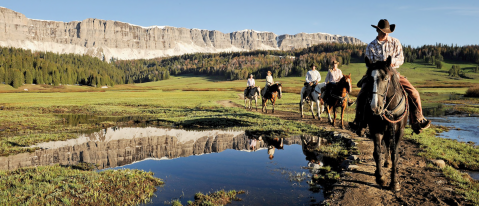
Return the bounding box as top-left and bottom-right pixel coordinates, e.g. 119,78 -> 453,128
336,75 -> 351,92
270,83 -> 282,91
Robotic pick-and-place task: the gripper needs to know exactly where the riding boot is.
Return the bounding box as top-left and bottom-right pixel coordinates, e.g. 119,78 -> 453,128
399,76 -> 431,134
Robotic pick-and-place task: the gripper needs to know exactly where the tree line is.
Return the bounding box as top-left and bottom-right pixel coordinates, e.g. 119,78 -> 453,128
0,47 -> 125,88
1,42 -> 478,88
113,42 -> 365,81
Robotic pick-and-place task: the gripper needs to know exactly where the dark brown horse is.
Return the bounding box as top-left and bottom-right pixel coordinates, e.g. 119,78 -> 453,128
323,74 -> 352,129
262,83 -> 282,113
364,56 -> 408,191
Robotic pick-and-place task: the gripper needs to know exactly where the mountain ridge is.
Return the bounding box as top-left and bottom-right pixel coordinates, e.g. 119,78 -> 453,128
0,7 -> 364,61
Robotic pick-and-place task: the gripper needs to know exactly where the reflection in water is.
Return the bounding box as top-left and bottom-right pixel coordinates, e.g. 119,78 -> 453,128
0,127 -> 300,171
428,116 -> 479,145
114,144 -> 324,206
1,127 -> 328,205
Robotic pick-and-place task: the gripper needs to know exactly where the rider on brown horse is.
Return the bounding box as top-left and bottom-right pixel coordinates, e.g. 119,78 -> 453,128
349,19 -> 431,135
304,63 -> 321,99
262,71 -> 274,96
322,59 -> 354,106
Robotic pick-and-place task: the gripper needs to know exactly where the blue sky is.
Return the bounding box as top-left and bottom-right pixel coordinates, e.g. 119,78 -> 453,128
1,0 -> 478,46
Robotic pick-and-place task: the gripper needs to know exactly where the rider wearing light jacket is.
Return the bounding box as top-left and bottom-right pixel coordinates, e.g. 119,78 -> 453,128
262,71 -> 274,96
304,64 -> 320,97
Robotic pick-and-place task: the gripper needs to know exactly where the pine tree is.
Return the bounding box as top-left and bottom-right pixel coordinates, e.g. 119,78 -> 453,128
25,70 -> 33,84
0,66 -> 5,83
436,61 -> 443,69
12,69 -> 23,88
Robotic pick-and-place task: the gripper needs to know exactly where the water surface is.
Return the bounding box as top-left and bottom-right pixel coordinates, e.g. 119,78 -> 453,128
428,116 -> 479,145
115,144 -> 323,206
1,127 -> 325,205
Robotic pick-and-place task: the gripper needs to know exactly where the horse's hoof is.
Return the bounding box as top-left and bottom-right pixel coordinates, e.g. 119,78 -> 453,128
318,117 -> 322,121
390,182 -> 400,192
376,176 -> 388,187
341,126 -> 345,129
301,115 -> 304,119
384,161 -> 392,169
312,116 -> 315,119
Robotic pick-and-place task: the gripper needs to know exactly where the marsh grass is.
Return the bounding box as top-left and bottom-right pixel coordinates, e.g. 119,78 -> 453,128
0,165 -> 163,205
188,190 -> 245,206
0,99 -> 325,156
465,86 -> 479,97
404,126 -> 479,170
442,166 -> 479,205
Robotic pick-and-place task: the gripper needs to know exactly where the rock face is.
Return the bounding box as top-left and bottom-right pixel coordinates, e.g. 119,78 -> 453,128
0,7 -> 363,61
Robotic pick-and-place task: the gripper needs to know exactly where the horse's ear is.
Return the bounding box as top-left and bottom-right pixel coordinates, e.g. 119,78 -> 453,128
348,73 -> 351,76
386,56 -> 392,67
365,57 -> 371,67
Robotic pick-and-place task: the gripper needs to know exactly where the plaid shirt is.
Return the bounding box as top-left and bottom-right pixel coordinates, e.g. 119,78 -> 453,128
365,36 -> 404,69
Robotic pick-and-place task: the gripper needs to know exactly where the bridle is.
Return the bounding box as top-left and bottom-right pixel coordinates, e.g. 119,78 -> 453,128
329,76 -> 351,105
373,70 -> 408,123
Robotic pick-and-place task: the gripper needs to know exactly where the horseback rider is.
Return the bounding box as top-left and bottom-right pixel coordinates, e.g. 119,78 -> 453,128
322,59 -> 354,106
262,71 -> 274,96
304,63 -> 321,98
245,74 -> 256,97
349,19 -> 431,135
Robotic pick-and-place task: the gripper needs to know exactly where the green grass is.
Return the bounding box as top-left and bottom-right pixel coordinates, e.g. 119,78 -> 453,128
442,166 -> 479,206
0,165 -> 164,205
404,126 -> 479,170
0,90 -> 326,156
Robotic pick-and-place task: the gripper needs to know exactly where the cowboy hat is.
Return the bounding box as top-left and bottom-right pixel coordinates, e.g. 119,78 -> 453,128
371,19 -> 395,33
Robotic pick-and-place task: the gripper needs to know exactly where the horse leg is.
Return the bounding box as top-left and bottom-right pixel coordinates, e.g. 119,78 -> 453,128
255,97 -> 257,111
383,137 -> 392,169
316,99 -> 321,121
310,100 -> 315,119
332,106 -> 337,126
272,99 -> 275,114
320,98 -> 325,114
373,133 -> 388,187
340,105 -> 345,129
300,99 -> 304,118
244,98 -> 247,109
327,105 -> 332,124
262,98 -> 266,113
390,124 -> 403,192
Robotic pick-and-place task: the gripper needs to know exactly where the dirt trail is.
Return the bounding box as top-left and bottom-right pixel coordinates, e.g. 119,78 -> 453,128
218,97 -> 467,206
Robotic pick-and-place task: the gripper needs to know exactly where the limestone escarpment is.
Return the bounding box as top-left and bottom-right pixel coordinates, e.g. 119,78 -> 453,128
0,7 -> 363,61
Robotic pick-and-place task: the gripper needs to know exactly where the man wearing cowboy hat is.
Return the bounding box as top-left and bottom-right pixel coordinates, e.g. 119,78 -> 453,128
304,63 -> 321,98
322,59 -> 355,106
349,19 -> 430,135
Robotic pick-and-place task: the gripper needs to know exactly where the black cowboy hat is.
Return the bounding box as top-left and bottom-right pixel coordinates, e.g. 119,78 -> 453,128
371,19 -> 395,34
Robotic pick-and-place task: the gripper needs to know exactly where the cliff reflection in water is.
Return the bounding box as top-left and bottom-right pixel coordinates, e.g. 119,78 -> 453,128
0,127 -> 301,171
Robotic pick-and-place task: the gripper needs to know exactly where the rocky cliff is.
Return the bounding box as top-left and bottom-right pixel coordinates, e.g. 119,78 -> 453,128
0,7 -> 363,61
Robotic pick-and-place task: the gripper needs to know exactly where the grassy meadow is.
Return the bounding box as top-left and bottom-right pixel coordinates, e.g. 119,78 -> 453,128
0,58 -> 478,205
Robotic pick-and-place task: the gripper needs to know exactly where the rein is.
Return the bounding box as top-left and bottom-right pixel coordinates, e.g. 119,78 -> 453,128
379,73 -> 408,123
